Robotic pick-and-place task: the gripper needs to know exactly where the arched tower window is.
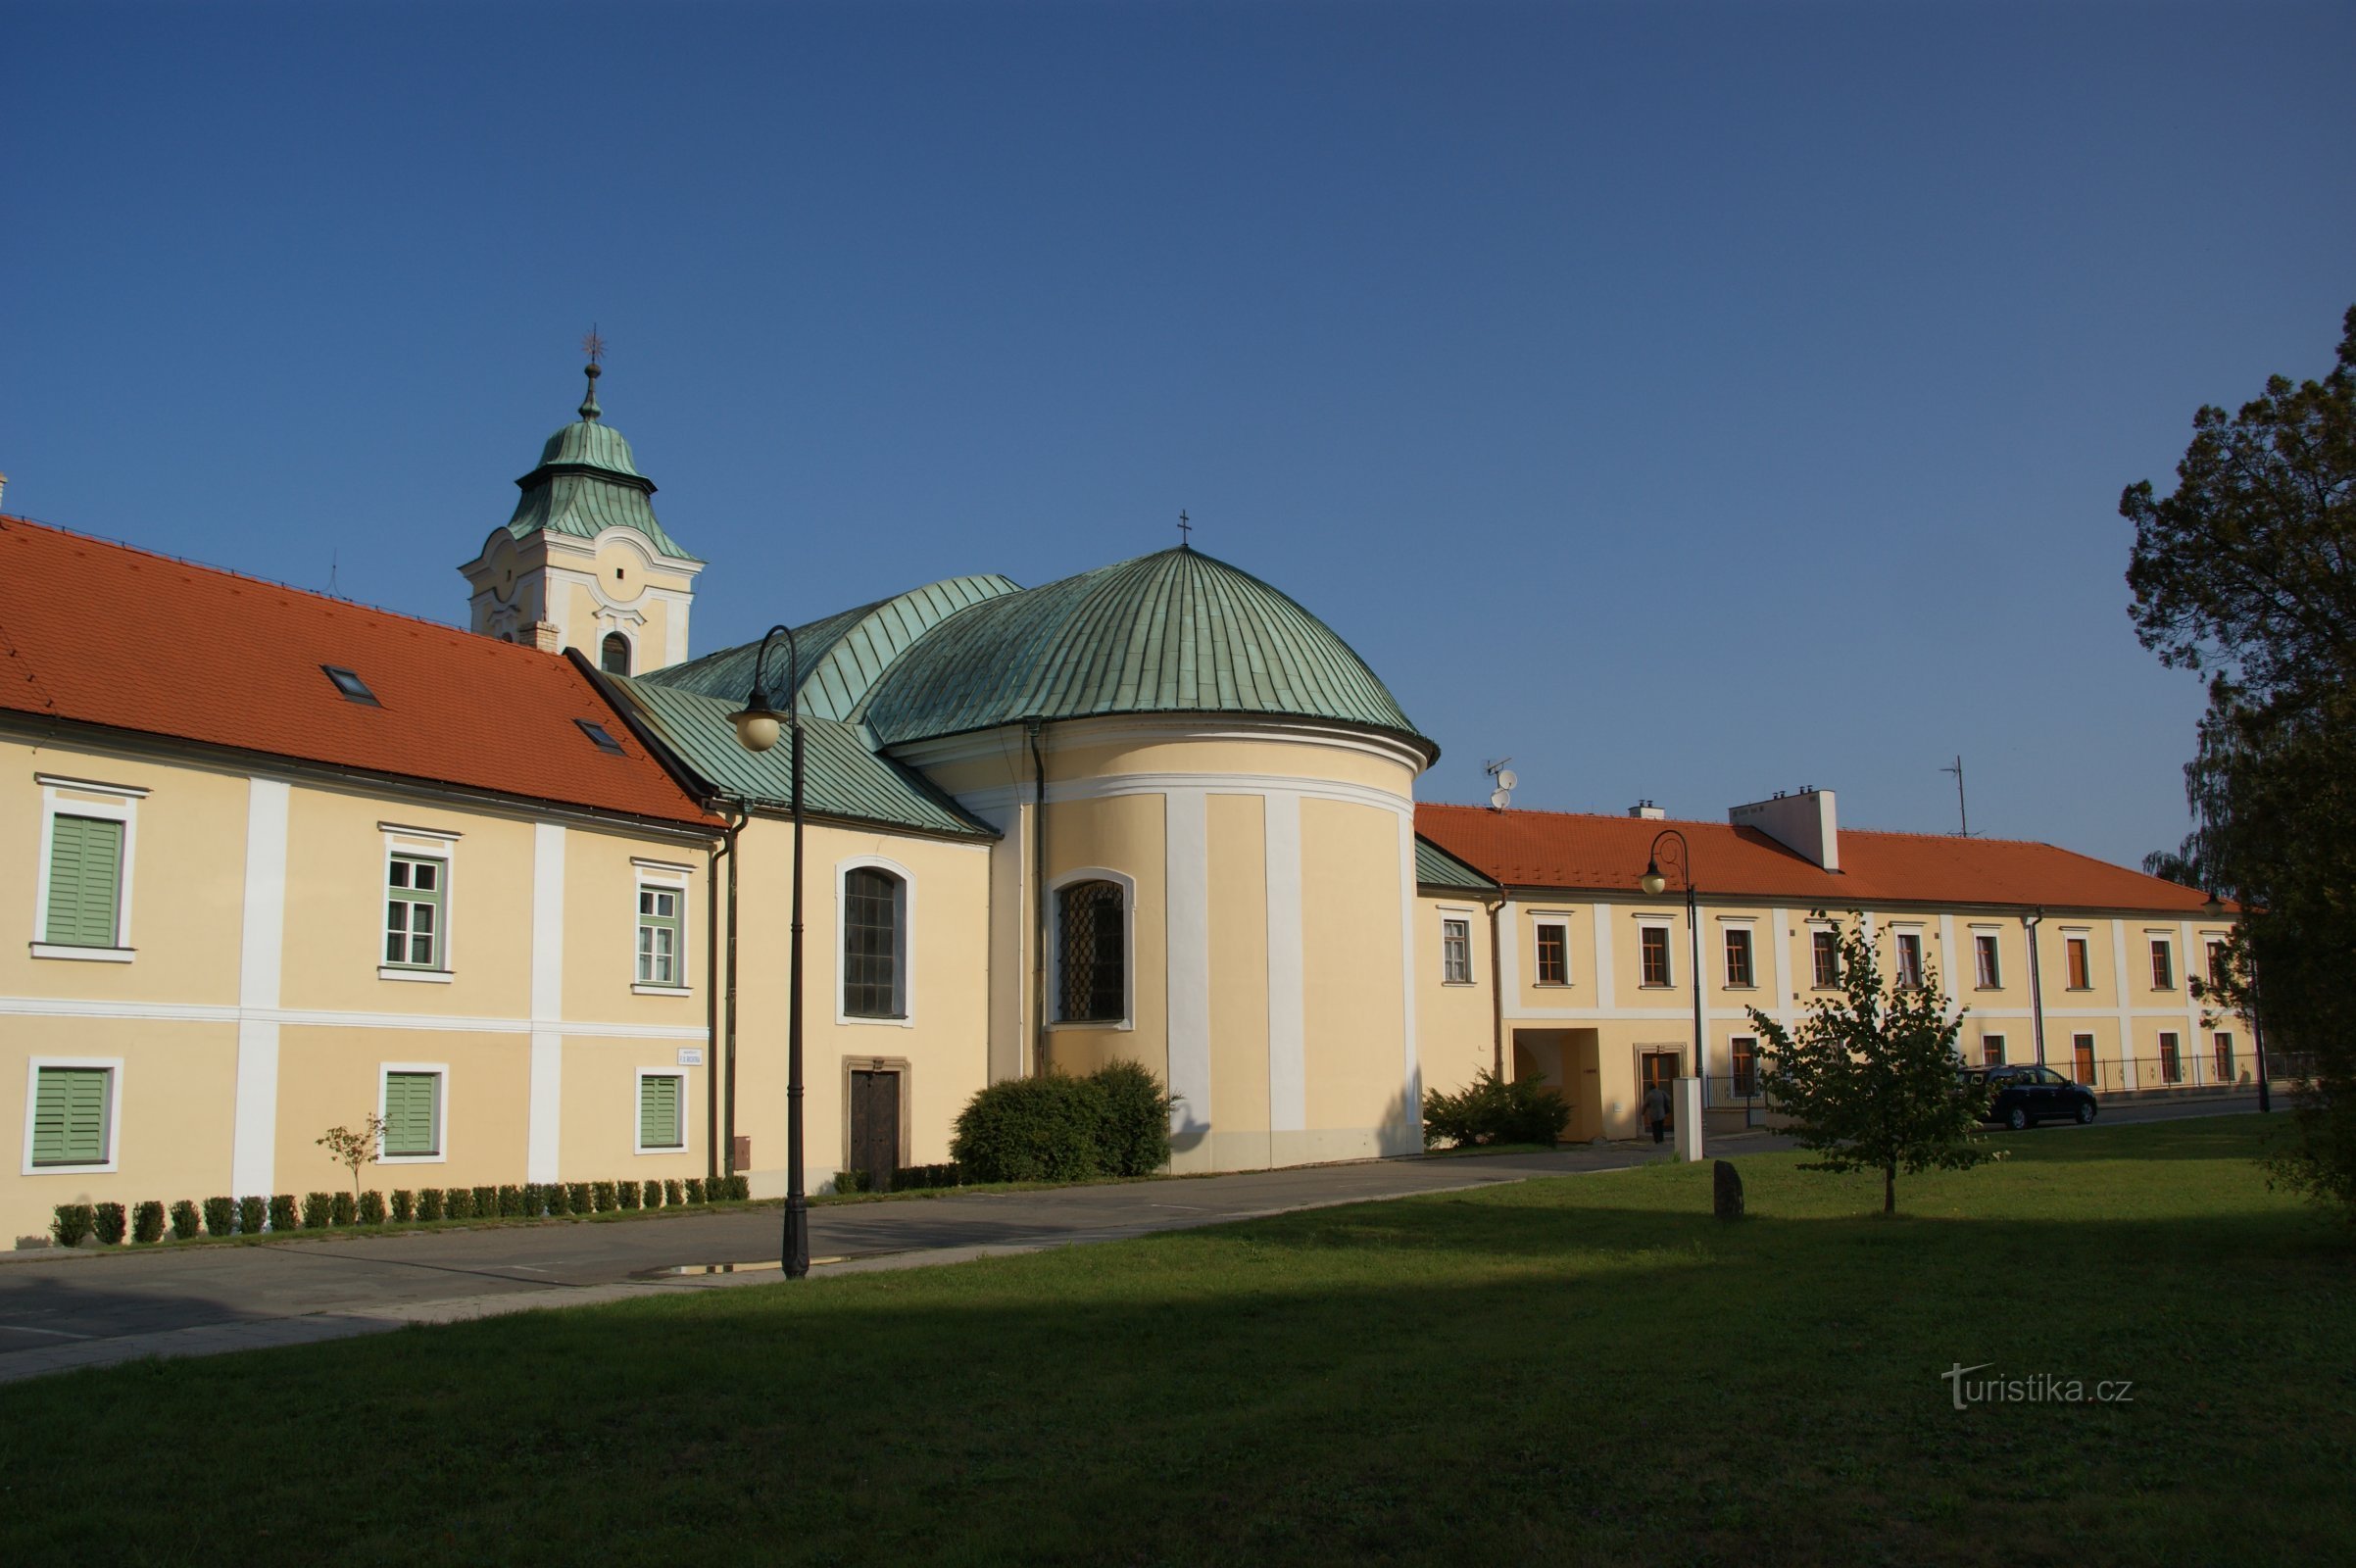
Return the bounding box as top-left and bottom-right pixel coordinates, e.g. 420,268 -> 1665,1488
1055,879 -> 1127,1023
600,633 -> 632,675
843,867 -> 906,1018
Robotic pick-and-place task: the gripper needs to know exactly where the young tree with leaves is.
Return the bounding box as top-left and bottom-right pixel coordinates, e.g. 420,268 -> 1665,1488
2121,304 -> 2356,1221
316,1114 -> 386,1201
1748,916 -> 1992,1215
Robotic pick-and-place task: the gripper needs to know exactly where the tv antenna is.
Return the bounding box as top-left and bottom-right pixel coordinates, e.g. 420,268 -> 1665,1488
1484,757 -> 1518,811
1940,755 -> 1978,837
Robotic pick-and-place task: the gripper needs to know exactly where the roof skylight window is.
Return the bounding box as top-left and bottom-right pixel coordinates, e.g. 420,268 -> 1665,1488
322,665 -> 379,707
575,718 -> 625,755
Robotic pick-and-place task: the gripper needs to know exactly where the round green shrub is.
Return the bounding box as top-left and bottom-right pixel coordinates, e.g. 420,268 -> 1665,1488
952,1072 -> 1107,1184
329,1192 -> 358,1226
133,1200 -> 167,1244
94,1201 -> 127,1245
416,1188 -> 445,1222
1091,1059 -> 1175,1176
268,1195 -> 297,1232
52,1204 -> 96,1248
238,1196 -> 267,1236
202,1197 -> 236,1237
1421,1067 -> 1568,1149
443,1188 -> 473,1221
358,1191 -> 388,1225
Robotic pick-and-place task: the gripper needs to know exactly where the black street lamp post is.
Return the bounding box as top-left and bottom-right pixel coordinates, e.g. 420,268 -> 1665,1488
1639,829 -> 1707,1108
729,624 -> 810,1279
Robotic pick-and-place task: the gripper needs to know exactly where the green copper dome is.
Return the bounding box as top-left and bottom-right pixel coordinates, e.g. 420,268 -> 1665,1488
502,365 -> 701,562
859,546 -> 1431,754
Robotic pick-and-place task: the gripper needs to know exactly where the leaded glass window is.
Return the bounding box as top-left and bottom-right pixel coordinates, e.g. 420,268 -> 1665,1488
844,868 -> 904,1018
1056,880 -> 1126,1023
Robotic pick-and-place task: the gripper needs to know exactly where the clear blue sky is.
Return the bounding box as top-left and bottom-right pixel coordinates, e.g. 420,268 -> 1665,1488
6,1 -> 2349,869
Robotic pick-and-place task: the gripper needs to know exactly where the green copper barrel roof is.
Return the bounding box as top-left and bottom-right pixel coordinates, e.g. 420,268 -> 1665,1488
1415,836 -> 1497,892
612,678 -> 995,838
641,573 -> 1021,720
502,368 -> 700,563
858,546 -> 1432,753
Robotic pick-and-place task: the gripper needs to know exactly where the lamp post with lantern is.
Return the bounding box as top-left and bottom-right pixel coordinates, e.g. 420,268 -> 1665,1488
727,623 -> 810,1279
1639,828 -> 1708,1108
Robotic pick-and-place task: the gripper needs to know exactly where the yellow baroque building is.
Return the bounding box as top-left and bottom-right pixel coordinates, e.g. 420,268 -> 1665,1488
0,366 -> 2248,1241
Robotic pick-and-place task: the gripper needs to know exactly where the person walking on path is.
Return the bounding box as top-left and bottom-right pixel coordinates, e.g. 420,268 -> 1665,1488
1643,1082 -> 1670,1146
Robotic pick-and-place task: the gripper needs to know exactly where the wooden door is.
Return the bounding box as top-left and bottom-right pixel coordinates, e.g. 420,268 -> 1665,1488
1639,1051 -> 1680,1129
849,1069 -> 901,1188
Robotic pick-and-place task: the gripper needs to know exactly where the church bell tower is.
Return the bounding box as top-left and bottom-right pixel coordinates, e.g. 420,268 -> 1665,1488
459,342 -> 703,675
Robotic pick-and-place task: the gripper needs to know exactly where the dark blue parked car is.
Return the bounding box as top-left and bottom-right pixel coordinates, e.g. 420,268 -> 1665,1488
1963,1064 -> 2097,1130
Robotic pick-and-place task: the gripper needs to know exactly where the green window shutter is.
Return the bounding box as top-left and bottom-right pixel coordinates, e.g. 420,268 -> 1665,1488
639,1074 -> 680,1149
32,1067 -> 110,1165
45,815 -> 123,948
384,1072 -> 439,1156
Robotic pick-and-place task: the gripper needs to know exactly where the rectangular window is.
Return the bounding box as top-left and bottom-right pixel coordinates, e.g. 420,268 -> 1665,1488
1894,932 -> 1925,990
2065,936 -> 2091,990
1981,1035 -> 2006,1067
1534,920 -> 1567,985
2205,940 -> 2227,989
29,1065 -> 111,1166
2073,1034 -> 2096,1084
1441,918 -> 1472,985
2213,1032 -> 2234,1083
44,814 -> 125,948
637,885 -> 682,987
1811,929 -> 1840,988
638,1073 -> 684,1151
1730,1036 -> 1758,1097
2150,939 -> 2175,990
1640,926 -> 1671,987
1723,927 -> 1754,988
1974,933 -> 2001,989
382,1070 -> 441,1156
2158,1032 -> 2183,1085
385,856 -> 446,969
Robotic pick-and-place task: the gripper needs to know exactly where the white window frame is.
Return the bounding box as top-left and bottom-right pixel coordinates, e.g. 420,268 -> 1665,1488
376,1062 -> 450,1164
30,775 -> 146,962
2146,932 -> 2177,992
836,855 -> 915,1026
1718,916 -> 1758,990
1047,865 -> 1136,1031
378,823 -> 460,983
1807,920 -> 1841,989
631,858 -> 694,996
1635,918 -> 1675,988
633,1067 -> 688,1155
21,1055 -> 124,1175
1891,925 -> 1927,990
1980,1033 -> 2007,1067
1970,925 -> 2003,990
1438,906 -> 1476,986
2062,928 -> 2094,990
1531,911 -> 1573,987
1728,1034 -> 1760,1096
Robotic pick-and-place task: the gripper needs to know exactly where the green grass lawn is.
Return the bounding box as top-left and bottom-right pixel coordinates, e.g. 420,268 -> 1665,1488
3,1116 -> 2347,1566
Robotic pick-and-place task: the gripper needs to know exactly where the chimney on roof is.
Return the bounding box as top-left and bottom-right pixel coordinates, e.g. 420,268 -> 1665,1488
0,472 -> 9,510
1730,786 -> 1839,871
1629,800 -> 1666,820
530,619 -> 564,655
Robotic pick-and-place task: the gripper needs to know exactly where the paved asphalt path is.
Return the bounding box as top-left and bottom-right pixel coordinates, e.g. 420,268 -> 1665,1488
0,1094 -> 2262,1383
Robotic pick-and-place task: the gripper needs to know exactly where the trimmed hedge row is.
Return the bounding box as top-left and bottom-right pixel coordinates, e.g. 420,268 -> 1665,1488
48,1174 -> 754,1246
950,1060 -> 1174,1184
834,1161 -> 962,1195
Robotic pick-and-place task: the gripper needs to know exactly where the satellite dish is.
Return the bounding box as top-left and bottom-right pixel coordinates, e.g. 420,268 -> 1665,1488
1496,769 -> 1518,792
1490,787 -> 1512,810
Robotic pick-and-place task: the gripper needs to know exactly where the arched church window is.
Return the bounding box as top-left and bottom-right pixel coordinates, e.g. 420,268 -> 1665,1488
601,633 -> 632,675
1055,880 -> 1127,1023
843,868 -> 906,1018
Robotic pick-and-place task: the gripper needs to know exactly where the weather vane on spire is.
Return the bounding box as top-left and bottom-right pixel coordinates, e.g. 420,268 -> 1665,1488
1178,510 -> 1192,548
579,325 -> 606,420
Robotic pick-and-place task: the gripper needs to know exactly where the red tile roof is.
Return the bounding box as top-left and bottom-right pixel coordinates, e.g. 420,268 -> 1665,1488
0,515 -> 714,827
1416,802 -> 2217,914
